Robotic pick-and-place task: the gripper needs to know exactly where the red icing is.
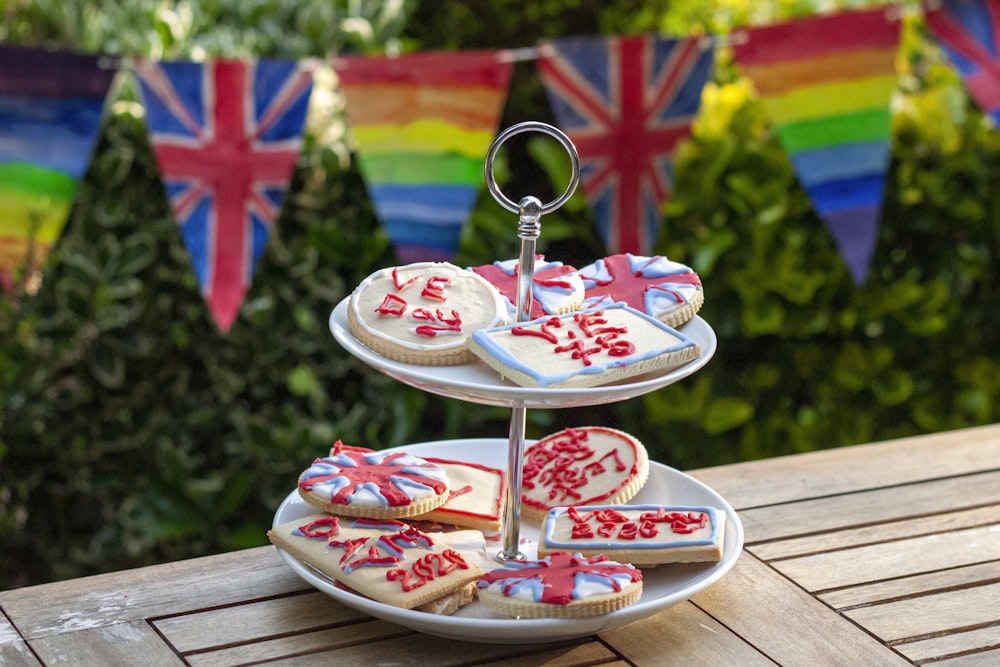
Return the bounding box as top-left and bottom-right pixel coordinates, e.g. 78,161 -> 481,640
387,548 -> 469,592
299,447 -> 447,507
375,293 -> 407,316
510,310 -> 637,369
522,427 -> 638,510
564,506 -> 710,541
472,257 -> 577,319
421,275 -> 450,301
296,516 -> 341,539
391,267 -> 420,291
479,552 -> 640,605
584,254 -> 700,312
422,457 -> 505,522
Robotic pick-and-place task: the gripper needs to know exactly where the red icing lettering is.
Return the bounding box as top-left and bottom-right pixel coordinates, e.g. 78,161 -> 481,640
571,522 -> 594,539
392,267 -> 420,291
421,275 -> 450,301
296,516 -> 340,539
512,317 -> 562,343
413,309 -> 462,337
375,293 -> 407,316
554,339 -> 603,366
619,522 -> 639,540
386,549 -> 469,592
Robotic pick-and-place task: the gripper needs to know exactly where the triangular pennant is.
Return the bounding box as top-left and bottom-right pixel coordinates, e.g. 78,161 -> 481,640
732,8 -> 901,286
924,0 -> 1000,126
334,50 -> 513,264
0,45 -> 116,291
135,58 -> 313,332
536,34 -> 715,255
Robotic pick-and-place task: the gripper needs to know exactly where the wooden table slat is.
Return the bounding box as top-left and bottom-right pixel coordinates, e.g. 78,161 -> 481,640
770,524 -> 1000,592
893,624 -> 1000,663
28,621 -> 185,667
739,471 -> 1000,544
153,590 -> 367,653
749,505 -> 1000,562
843,581 -> 1000,643
691,424 -> 1000,508
817,561 -> 1000,610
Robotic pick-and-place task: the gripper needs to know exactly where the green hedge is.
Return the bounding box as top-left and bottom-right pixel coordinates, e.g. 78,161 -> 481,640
2,1 -> 999,589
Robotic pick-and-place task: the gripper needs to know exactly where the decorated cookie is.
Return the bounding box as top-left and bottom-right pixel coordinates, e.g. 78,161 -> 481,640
347,261 -> 508,365
520,426 -> 650,522
476,551 -> 643,619
576,253 -> 703,328
538,505 -> 727,565
268,514 -> 485,611
298,441 -> 450,519
467,304 -> 701,389
470,255 -> 584,320
413,458 -> 506,533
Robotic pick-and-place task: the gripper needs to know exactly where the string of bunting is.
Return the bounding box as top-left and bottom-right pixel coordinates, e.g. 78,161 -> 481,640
1,0 -> 997,332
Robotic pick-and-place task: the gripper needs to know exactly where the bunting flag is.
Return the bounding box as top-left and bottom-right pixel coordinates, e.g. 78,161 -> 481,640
924,0 -> 1000,126
536,34 -> 714,255
135,58 -> 313,332
732,8 -> 901,285
334,50 -> 513,263
0,45 -> 115,289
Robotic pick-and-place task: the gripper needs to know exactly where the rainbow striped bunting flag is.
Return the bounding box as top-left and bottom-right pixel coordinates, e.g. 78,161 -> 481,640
334,50 -> 513,263
924,0 -> 1000,126
732,8 -> 901,285
0,45 -> 115,288
537,34 -> 715,256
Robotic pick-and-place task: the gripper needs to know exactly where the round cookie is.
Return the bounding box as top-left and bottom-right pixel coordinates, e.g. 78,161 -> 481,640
347,261 -> 508,365
470,255 -> 584,320
575,253 -> 703,328
476,551 -> 643,619
298,441 -> 451,519
521,426 -> 650,522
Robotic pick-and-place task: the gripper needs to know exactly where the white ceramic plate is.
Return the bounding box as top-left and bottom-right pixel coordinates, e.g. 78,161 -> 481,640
328,299 -> 717,408
272,438 -> 743,644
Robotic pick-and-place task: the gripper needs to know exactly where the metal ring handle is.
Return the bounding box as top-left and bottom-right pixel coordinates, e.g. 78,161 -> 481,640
484,121 -> 581,215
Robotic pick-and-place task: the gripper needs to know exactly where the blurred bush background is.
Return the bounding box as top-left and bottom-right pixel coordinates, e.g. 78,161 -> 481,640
1,0 -> 998,589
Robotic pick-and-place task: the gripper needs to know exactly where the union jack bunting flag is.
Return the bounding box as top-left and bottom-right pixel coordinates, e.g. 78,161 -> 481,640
135,58 -> 313,332
537,34 -> 714,255
924,0 -> 1000,126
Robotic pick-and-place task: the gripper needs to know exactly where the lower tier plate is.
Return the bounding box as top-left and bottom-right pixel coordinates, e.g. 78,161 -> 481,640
272,438 -> 744,644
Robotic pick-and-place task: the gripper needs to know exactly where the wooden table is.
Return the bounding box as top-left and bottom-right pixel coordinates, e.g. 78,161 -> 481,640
2,424 -> 999,666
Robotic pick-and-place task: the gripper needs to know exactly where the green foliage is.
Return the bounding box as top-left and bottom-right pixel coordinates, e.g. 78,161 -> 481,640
2,0 -> 999,590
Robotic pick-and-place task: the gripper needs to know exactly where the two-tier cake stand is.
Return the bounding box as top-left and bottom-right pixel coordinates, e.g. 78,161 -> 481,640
274,122 -> 743,643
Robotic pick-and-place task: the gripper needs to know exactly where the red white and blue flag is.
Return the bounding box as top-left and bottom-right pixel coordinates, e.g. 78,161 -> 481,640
135,58 -> 313,332
924,0 -> 1000,126
536,34 -> 714,255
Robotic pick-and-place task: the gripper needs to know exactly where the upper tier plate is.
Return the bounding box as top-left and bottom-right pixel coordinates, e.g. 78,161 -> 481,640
329,298 -> 717,408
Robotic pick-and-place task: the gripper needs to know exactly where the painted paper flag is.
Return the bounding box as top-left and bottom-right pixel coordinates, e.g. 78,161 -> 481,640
732,8 -> 901,285
334,50 -> 513,263
536,34 -> 714,255
0,45 -> 115,287
135,58 -> 312,332
924,0 -> 1000,126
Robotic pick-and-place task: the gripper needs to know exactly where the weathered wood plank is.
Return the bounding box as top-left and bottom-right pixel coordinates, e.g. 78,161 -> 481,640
252,634 -> 592,666
183,620 -> 412,667
818,561 -> 1000,610
27,621 -> 184,666
600,600 -> 777,666
929,647 -> 1000,667
690,552 -> 908,666
894,624 -> 1000,663
153,590 -> 366,653
750,505 -> 1000,562
446,642 -> 623,667
0,547 -> 303,641
0,642 -> 42,667
770,525 -> 1000,592
739,471 -> 1000,544
844,581 -> 1000,642
690,424 -> 1000,509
